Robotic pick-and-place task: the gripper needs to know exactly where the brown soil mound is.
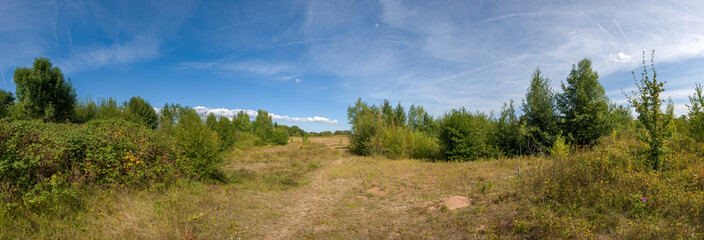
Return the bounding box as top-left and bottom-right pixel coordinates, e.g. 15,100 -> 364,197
420,195 -> 472,211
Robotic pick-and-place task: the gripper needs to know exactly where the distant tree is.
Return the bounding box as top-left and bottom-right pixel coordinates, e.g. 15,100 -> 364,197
557,58 -> 611,146
13,57 -> 76,122
158,103 -> 184,134
287,125 -> 307,136
73,98 -> 98,124
215,116 -> 236,150
407,105 -> 436,135
272,126 -> 290,145
96,97 -> 123,119
393,102 -> 406,127
124,96 -> 158,130
0,89 -> 14,119
521,67 -> 559,152
233,111 -> 252,132
205,113 -> 218,131
253,109 -> 273,141
496,100 -> 524,156
381,99 -> 394,126
687,83 -> 704,142
608,104 -> 633,131
626,50 -> 673,170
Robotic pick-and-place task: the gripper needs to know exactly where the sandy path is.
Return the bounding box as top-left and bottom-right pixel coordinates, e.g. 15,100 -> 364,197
262,143 -> 351,240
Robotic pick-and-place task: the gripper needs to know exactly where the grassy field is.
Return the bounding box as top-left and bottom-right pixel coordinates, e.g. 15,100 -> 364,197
5,134 -> 702,239
2,136 -> 547,239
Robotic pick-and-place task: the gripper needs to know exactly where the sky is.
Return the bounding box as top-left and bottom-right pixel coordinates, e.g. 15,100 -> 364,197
2,0 -> 704,132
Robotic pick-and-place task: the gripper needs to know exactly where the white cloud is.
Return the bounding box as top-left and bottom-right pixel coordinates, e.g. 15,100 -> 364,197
191,106 -> 338,125
295,78 -> 301,83
609,52 -> 632,63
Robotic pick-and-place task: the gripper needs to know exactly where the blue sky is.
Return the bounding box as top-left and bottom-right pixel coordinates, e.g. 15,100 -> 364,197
2,0 -> 704,132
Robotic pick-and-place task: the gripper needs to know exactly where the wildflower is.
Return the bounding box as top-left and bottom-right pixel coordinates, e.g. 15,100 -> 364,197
211,185 -> 216,188
641,197 -> 647,202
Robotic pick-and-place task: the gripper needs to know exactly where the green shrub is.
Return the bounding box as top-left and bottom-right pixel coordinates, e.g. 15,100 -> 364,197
174,109 -> 221,178
272,126 -> 290,145
0,119 -> 180,212
438,108 -> 499,161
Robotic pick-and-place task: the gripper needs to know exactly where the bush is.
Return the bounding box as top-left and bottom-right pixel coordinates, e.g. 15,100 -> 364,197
272,126 -> 290,145
438,108 -> 499,161
522,131 -> 704,237
0,119 -> 180,212
174,109 -> 221,178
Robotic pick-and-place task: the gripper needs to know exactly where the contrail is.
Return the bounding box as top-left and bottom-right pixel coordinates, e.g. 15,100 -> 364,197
0,63 -> 7,91
609,15 -> 629,44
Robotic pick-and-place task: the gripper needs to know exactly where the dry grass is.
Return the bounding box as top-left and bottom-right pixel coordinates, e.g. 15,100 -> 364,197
2,137 -> 545,239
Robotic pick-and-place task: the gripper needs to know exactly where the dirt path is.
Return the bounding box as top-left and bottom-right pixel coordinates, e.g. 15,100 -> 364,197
262,141 -> 352,240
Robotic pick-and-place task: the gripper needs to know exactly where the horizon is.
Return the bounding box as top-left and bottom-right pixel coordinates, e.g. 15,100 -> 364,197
2,0 -> 704,132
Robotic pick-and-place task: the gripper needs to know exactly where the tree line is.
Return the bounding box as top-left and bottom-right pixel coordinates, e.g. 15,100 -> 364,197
349,51 -> 703,167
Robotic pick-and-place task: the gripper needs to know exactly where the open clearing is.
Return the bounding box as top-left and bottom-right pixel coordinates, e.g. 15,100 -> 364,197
10,136 -> 537,239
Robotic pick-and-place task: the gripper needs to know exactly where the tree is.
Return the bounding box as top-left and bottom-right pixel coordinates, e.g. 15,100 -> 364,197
687,83 -> 704,142
96,97 -> 123,119
205,113 -> 218,131
557,58 -> 611,146
13,57 -> 76,122
272,126 -> 290,145
626,50 -> 672,170
233,111 -> 252,132
381,99 -> 394,126
393,102 -> 406,127
496,100 -> 524,156
124,96 -> 158,130
0,89 -> 14,119
253,109 -> 273,141
521,67 -> 559,152
73,98 -> 98,124
215,116 -> 235,150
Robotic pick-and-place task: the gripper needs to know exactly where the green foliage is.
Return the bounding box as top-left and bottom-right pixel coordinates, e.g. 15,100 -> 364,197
608,103 -> 634,131
96,97 -> 123,119
627,51 -> 673,170
393,102 -> 406,127
348,98 -> 441,160
557,58 -> 611,146
205,113 -> 218,131
548,132 -> 569,158
272,126 -> 290,145
73,98 -> 98,124
123,96 -> 158,130
0,119 -> 180,212
687,83 -> 704,142
438,108 -> 499,161
174,109 -> 221,178
408,104 -> 437,135
521,67 -> 559,153
496,100 -> 525,156
157,103 -> 184,135
13,57 -> 77,122
348,99 -> 381,156
215,116 -> 236,151
524,131 -> 704,237
232,111 -> 252,132
253,109 -> 274,142
0,89 -> 14,119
